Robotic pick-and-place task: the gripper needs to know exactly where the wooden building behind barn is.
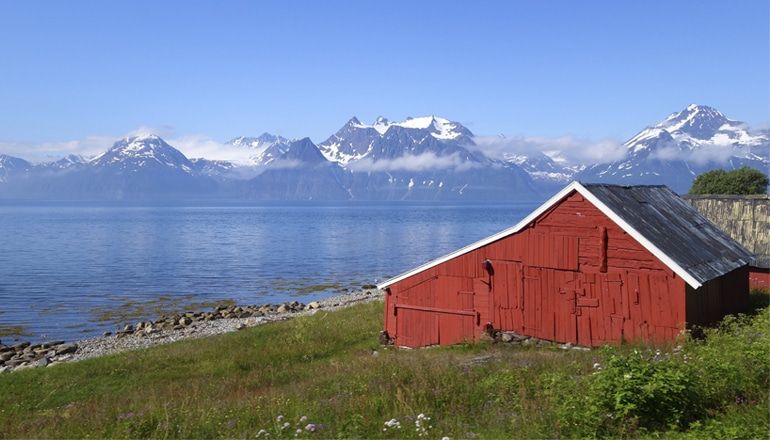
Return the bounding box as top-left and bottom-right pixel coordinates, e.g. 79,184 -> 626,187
378,182 -> 754,348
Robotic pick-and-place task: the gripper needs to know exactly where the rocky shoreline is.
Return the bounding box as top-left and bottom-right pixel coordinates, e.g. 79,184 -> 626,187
0,288 -> 383,373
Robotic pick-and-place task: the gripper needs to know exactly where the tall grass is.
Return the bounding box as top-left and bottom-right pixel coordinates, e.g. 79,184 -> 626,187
0,294 -> 768,439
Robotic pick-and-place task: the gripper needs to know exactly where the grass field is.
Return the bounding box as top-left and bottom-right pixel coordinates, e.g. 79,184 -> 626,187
1,292 -> 768,439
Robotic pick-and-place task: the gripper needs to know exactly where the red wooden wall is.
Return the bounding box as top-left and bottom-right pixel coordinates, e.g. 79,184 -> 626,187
384,191 -> 709,348
749,266 -> 769,290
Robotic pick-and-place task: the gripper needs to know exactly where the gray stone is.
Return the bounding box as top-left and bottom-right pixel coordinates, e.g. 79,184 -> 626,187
236,323 -> 247,331
32,357 -> 50,368
0,366 -> 9,373
178,317 -> 192,326
11,342 -> 30,351
123,324 -> 134,333
55,343 -> 78,355
277,304 -> 290,313
501,333 -> 514,343
5,359 -> 26,368
307,301 -> 321,310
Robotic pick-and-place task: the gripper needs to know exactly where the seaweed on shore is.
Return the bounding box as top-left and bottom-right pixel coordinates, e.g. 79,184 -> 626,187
0,325 -> 32,338
88,295 -> 235,326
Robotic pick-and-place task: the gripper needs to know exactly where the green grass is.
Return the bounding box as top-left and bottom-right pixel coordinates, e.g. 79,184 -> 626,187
1,295 -> 768,439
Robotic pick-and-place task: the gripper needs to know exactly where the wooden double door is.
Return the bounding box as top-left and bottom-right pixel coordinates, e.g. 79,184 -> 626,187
489,261 -> 645,346
393,275 -> 490,347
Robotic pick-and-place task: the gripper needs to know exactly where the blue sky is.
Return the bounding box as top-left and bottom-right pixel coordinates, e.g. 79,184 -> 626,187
0,0 -> 767,156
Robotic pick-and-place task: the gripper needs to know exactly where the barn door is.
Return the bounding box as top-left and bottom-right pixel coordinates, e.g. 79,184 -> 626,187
393,275 -> 477,347
522,266 -> 542,335
489,261 -> 524,333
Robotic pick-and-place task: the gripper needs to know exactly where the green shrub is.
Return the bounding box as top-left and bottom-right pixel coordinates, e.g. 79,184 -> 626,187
587,349 -> 702,433
689,167 -> 769,195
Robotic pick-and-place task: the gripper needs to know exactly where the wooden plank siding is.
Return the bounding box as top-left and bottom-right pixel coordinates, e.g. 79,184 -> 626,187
383,191 -> 722,348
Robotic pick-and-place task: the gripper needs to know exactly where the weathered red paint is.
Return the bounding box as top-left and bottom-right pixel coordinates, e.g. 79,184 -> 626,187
749,266 -> 770,290
384,191 -> 749,348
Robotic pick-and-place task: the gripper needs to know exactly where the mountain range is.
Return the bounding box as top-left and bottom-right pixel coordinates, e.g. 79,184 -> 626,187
0,105 -> 767,201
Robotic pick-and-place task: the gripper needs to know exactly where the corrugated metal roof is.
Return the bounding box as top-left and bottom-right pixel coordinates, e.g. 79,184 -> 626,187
582,183 -> 755,284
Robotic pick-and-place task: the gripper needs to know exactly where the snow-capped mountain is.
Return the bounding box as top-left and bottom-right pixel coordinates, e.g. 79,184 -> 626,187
90,134 -> 195,173
0,135 -> 218,200
316,115 -> 537,200
0,105 -> 766,200
243,138 -> 352,200
41,154 -> 87,171
227,133 -> 292,165
504,152 -> 574,184
319,115 -> 478,165
578,105 -> 769,192
0,154 -> 32,183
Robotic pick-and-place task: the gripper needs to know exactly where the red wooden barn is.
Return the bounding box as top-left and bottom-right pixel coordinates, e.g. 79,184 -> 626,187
378,182 -> 754,348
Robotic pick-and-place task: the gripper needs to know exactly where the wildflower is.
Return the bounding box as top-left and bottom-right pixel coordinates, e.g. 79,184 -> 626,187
256,429 -> 269,438
296,428 -> 302,434
276,415 -> 285,422
117,411 -> 135,420
383,418 -> 401,431
441,437 -> 451,440
281,422 -> 291,430
299,415 -> 308,423
592,362 -> 601,370
305,423 -> 316,432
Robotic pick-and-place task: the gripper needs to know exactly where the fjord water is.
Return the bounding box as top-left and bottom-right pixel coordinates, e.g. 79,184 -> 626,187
0,202 -> 537,342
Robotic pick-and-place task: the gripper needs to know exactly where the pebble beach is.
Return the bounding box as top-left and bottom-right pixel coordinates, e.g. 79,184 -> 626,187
0,288 -> 383,373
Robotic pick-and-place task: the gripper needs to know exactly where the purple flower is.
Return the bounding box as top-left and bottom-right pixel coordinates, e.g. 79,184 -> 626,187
118,411 -> 135,420
305,423 -> 316,432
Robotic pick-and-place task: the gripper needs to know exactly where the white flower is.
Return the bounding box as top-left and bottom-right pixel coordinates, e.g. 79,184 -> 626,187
299,415 -> 308,423
281,422 -> 291,430
276,415 -> 284,422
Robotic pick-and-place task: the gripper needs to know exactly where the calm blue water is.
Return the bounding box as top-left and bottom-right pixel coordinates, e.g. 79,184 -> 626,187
0,202 -> 537,342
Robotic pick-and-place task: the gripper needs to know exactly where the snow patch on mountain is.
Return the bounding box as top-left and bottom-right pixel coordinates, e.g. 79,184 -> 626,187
227,133 -> 293,165
90,134 -> 195,173
351,115 -> 465,140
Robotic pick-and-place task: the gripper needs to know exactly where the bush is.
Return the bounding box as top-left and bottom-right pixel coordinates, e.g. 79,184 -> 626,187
551,305 -> 770,437
588,349 -> 703,433
689,167 -> 769,195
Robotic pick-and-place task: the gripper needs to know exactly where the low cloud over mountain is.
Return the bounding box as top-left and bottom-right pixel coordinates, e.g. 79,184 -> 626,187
0,105 -> 766,200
